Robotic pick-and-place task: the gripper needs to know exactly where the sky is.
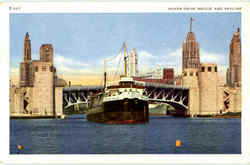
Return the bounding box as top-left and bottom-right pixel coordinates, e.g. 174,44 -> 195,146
10,13 -> 241,85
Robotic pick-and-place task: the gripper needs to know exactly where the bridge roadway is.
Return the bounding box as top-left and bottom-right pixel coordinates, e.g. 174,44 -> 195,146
63,82 -> 189,112
63,82 -> 189,91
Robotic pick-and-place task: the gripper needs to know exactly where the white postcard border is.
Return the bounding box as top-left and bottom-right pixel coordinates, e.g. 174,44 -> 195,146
0,2 -> 248,164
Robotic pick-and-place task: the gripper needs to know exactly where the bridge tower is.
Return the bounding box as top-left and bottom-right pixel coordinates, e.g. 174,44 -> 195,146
181,18 -> 201,117
182,68 -> 200,117
10,32 -> 66,118
33,62 -> 54,115
198,64 -> 219,115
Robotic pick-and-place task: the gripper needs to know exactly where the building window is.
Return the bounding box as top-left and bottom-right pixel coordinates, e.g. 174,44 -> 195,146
50,66 -> 53,72
208,67 -> 212,72
215,67 -> 217,72
35,66 -> 38,72
196,72 -> 198,76
201,67 -> 205,72
183,72 -> 187,76
190,72 -> 193,76
42,66 -> 47,71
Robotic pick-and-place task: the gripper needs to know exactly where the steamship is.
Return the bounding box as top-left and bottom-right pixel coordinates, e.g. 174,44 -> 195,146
86,43 -> 149,124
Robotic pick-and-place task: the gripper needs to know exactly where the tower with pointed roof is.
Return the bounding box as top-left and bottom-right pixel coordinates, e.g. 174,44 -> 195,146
24,32 -> 31,61
182,18 -> 200,71
14,32 -> 66,117
20,32 -> 33,87
227,28 -> 241,87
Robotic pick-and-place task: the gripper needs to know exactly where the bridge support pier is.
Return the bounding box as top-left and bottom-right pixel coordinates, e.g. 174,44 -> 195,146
188,87 -> 200,117
182,68 -> 200,117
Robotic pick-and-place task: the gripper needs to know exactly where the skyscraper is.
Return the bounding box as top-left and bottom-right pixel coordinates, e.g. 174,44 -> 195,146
182,18 -> 200,71
20,32 -> 33,87
12,32 -> 66,117
20,33 -> 56,88
227,28 -> 241,87
128,49 -> 138,77
40,44 -> 54,64
24,32 -> 31,61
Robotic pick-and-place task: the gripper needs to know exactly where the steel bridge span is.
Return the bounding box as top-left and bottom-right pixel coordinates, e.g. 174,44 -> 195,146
63,83 -> 189,114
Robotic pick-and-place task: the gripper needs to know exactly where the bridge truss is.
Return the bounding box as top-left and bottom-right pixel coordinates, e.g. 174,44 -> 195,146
63,83 -> 189,112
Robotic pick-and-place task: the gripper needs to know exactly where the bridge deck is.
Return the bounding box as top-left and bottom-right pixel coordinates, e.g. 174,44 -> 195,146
63,83 -> 189,91
143,82 -> 189,90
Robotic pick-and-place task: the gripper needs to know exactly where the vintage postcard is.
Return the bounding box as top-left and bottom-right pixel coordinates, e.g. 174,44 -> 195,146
0,1 -> 249,164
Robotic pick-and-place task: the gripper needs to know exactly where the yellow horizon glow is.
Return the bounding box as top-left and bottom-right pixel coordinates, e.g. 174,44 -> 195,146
10,74 -> 121,86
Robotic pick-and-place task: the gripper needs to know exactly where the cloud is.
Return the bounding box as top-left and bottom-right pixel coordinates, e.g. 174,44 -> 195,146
136,49 -> 183,75
55,47 -> 228,78
54,54 -> 89,68
168,48 -> 182,58
200,49 -> 228,65
137,50 -> 160,66
97,52 -> 128,76
199,50 -> 228,77
135,48 -> 228,77
54,54 -> 97,76
138,50 -> 155,60
10,48 -> 229,84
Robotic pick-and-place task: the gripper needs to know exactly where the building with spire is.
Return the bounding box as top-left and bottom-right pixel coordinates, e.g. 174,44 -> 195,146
24,32 -> 31,61
10,32 -> 66,118
181,18 -> 241,116
182,18 -> 200,71
227,28 -> 241,87
128,49 -> 138,77
20,32 -> 33,87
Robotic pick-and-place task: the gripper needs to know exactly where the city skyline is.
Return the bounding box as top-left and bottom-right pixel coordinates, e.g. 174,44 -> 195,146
10,13 -> 241,85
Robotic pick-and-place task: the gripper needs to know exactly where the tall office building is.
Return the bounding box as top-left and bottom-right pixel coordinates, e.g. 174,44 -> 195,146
182,18 -> 200,71
40,44 -> 54,64
20,32 -> 33,87
128,49 -> 138,77
13,32 -> 66,117
24,32 -> 31,61
227,28 -> 241,87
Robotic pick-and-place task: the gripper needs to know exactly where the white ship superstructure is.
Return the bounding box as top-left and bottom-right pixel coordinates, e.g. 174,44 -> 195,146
104,77 -> 148,103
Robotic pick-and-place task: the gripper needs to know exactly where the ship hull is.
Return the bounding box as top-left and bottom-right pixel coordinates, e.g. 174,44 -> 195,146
87,98 -> 149,124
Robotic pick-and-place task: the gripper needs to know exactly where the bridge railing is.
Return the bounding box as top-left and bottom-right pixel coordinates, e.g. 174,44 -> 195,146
63,83 -> 189,92
144,82 -> 189,90
63,86 -> 104,91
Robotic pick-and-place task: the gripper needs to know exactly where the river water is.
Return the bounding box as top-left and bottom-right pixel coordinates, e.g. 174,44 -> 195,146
10,115 -> 241,154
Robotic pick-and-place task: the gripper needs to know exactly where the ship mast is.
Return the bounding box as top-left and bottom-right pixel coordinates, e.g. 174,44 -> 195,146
123,42 -> 127,77
190,17 -> 192,32
104,59 -> 107,89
